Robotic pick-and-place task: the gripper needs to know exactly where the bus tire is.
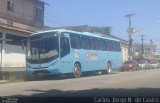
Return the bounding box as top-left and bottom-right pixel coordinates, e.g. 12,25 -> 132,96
73,63 -> 81,78
106,62 -> 112,74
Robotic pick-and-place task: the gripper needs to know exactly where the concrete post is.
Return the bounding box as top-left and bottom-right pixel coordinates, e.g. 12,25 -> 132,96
0,30 -> 5,79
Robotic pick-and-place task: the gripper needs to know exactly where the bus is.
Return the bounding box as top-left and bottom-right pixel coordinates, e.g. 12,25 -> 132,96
26,29 -> 122,78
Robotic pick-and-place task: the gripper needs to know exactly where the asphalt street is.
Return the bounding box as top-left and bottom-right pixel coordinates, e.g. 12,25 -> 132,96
0,69 -> 160,97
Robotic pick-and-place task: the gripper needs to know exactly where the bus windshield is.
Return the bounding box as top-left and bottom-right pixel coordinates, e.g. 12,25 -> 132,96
27,33 -> 59,63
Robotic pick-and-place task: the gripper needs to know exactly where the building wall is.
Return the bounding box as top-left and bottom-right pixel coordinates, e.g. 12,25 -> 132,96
121,47 -> 128,63
0,0 -> 44,29
15,0 -> 34,25
0,0 -> 44,69
0,29 -> 28,68
3,44 -> 26,67
120,40 -> 129,63
132,43 -> 156,60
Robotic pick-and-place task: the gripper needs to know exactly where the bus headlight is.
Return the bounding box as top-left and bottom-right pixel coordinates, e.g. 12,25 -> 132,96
27,65 -> 31,69
51,60 -> 59,67
51,62 -> 56,67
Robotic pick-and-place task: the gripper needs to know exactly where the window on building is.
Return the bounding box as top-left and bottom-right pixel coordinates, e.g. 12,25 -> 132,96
5,34 -> 26,46
7,0 -> 14,12
35,1 -> 44,24
70,33 -> 81,49
81,36 -> 91,50
35,8 -> 43,23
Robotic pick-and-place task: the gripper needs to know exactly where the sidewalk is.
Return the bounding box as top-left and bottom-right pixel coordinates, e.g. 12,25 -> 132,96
0,80 -> 9,84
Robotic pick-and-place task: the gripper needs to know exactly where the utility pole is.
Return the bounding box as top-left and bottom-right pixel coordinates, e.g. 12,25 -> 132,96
141,35 -> 145,60
125,14 -> 135,60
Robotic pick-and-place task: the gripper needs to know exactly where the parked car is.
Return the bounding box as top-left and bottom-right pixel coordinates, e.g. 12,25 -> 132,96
150,61 -> 159,69
122,60 -> 140,71
138,60 -> 150,70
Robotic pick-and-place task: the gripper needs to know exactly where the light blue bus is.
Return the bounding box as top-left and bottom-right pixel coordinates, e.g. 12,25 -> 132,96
26,29 -> 122,78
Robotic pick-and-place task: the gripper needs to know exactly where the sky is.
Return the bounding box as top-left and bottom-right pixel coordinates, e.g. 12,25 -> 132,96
44,0 -> 160,49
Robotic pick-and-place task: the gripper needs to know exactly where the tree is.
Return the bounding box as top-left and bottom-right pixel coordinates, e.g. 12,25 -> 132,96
90,26 -> 112,35
66,25 -> 112,35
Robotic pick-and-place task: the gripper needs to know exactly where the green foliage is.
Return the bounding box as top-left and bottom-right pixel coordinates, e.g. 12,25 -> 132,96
111,68 -> 123,73
66,25 -> 112,35
90,26 -> 112,35
8,75 -> 24,82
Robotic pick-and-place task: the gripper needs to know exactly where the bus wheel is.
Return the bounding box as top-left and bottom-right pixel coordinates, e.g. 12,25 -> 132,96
73,64 -> 81,78
106,62 -> 112,74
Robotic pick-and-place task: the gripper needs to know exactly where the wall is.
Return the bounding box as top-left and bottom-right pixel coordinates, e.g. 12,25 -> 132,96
0,0 -> 34,25
0,0 -> 44,29
15,0 -> 34,25
0,29 -> 28,68
132,43 -> 156,60
3,44 -> 26,67
120,41 -> 128,63
121,47 -> 128,63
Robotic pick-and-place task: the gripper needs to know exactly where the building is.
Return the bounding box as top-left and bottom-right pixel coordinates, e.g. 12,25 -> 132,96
155,49 -> 160,55
120,40 -> 128,63
0,0 -> 45,72
132,43 -> 157,61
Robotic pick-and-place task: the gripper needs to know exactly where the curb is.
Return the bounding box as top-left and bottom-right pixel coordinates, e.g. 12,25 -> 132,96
0,80 -> 9,84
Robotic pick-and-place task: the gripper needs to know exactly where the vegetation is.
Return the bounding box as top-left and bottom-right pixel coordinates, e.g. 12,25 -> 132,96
65,25 -> 112,35
8,75 -> 24,82
2,72 -> 27,82
111,68 -> 122,74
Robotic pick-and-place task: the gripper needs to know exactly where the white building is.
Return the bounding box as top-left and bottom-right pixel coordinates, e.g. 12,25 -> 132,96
0,0 -> 45,75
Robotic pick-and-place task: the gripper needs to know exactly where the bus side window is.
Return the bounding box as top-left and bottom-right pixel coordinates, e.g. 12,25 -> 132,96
70,33 -> 81,49
60,37 -> 70,58
112,41 -> 116,51
81,36 -> 91,50
106,40 -> 112,51
99,39 -> 106,51
118,42 -> 121,52
91,37 -> 99,50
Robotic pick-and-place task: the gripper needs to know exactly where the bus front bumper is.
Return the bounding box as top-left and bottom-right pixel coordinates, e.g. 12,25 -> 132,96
26,66 -> 61,77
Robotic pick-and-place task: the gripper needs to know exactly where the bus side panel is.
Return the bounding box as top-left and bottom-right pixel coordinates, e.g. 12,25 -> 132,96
108,52 -> 122,69
78,49 -> 89,72
87,50 -> 98,71
57,49 -> 89,74
58,50 -> 74,74
98,51 -> 108,70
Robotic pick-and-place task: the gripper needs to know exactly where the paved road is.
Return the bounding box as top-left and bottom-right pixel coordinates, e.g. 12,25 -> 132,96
0,69 -> 160,97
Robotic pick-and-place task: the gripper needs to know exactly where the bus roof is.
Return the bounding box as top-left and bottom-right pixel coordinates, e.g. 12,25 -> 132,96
31,29 -> 120,41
